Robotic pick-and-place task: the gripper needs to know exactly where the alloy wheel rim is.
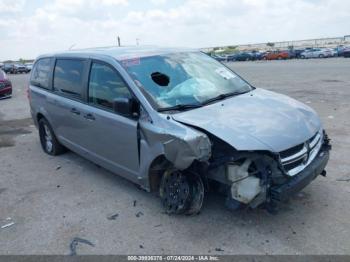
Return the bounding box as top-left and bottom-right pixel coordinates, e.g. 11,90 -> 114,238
44,124 -> 53,152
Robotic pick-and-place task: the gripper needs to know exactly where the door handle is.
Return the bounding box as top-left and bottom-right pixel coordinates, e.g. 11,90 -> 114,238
84,113 -> 95,121
70,108 -> 80,115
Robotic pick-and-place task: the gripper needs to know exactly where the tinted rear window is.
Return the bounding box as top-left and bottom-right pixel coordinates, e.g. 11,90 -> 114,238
53,59 -> 85,100
30,58 -> 52,89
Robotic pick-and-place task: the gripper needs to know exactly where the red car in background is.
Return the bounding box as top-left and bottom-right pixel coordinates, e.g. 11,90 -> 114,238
263,50 -> 291,60
0,69 -> 12,99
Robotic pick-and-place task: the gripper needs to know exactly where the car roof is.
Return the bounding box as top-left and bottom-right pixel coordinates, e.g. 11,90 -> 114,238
37,46 -> 197,61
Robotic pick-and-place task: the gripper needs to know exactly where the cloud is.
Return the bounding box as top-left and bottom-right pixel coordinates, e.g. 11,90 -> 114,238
150,0 -> 167,5
0,0 -> 350,60
0,0 -> 26,14
99,0 -> 128,5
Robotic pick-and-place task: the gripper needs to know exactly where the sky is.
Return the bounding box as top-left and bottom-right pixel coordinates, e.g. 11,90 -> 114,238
0,0 -> 349,60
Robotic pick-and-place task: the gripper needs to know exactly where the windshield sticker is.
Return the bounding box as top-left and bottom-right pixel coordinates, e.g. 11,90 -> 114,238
122,57 -> 140,67
215,67 -> 237,80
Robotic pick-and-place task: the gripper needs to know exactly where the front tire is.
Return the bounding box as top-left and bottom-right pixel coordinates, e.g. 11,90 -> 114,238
159,170 -> 204,215
38,118 -> 66,155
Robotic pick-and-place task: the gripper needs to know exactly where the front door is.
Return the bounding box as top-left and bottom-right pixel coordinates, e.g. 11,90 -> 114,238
80,61 -> 139,178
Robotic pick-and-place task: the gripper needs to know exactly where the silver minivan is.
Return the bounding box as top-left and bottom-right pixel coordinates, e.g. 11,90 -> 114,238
29,47 -> 331,214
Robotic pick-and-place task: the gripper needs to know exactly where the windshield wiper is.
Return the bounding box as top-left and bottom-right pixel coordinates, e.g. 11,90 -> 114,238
201,90 -> 250,106
158,103 -> 202,112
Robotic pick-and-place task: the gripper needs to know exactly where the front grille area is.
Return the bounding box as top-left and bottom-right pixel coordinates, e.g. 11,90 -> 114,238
280,130 -> 323,176
279,143 -> 304,159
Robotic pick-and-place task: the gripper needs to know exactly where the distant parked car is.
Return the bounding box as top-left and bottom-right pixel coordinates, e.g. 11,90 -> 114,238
3,63 -> 15,74
287,50 -> 296,59
300,48 -> 332,59
13,64 -> 27,74
228,52 -> 252,61
325,48 -> 338,57
0,69 -> 12,99
292,49 -> 306,58
25,63 -> 33,72
335,46 -> 346,56
343,47 -> 350,58
263,50 -> 290,60
249,51 -> 263,60
211,54 -> 227,62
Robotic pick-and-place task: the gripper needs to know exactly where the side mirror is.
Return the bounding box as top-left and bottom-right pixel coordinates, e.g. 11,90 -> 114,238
113,98 -> 139,118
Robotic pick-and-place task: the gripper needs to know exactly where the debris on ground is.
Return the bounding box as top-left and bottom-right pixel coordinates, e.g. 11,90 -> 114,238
336,177 -> 350,182
107,213 -> 119,220
215,247 -> 224,252
1,222 -> 15,229
69,237 -> 95,256
139,244 -> 144,249
133,200 -> 137,207
154,224 -> 162,227
1,217 -> 15,229
55,165 -> 61,170
135,211 -> 144,217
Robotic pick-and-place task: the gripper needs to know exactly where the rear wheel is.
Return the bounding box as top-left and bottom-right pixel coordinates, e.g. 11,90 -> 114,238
159,170 -> 204,215
38,118 -> 66,155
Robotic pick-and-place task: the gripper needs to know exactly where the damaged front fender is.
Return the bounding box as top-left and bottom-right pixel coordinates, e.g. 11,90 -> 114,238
137,115 -> 211,190
163,133 -> 211,170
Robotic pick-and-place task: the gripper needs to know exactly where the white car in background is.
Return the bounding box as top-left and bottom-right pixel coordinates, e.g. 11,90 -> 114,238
25,63 -> 33,72
300,48 -> 332,59
325,48 -> 338,57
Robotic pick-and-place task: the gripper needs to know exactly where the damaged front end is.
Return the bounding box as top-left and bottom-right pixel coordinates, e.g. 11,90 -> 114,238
139,108 -> 331,214
207,130 -> 331,211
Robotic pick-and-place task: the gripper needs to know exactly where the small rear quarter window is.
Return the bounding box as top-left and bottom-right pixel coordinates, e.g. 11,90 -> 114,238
30,58 -> 52,89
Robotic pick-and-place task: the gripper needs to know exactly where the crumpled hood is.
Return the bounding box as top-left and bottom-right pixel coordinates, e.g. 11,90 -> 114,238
172,88 -> 321,152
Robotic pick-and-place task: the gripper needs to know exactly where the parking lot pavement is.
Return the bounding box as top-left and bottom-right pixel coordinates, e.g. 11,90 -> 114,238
0,58 -> 350,255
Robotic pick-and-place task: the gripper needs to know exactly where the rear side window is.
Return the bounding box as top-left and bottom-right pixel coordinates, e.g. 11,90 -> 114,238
30,58 -> 52,89
53,59 -> 85,100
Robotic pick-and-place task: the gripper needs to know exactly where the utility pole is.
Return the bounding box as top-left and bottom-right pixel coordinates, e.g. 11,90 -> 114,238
117,36 -> 121,47
69,44 -> 76,50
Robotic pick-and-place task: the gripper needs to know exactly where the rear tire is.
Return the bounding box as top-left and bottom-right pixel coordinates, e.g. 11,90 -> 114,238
38,118 -> 66,155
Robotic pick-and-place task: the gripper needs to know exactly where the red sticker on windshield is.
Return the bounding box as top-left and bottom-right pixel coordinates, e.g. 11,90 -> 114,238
122,57 -> 140,67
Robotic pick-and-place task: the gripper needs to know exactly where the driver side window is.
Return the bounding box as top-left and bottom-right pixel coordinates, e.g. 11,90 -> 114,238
88,62 -> 131,110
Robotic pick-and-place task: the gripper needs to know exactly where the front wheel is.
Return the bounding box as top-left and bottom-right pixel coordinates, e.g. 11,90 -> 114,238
159,170 -> 204,215
38,118 -> 66,155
